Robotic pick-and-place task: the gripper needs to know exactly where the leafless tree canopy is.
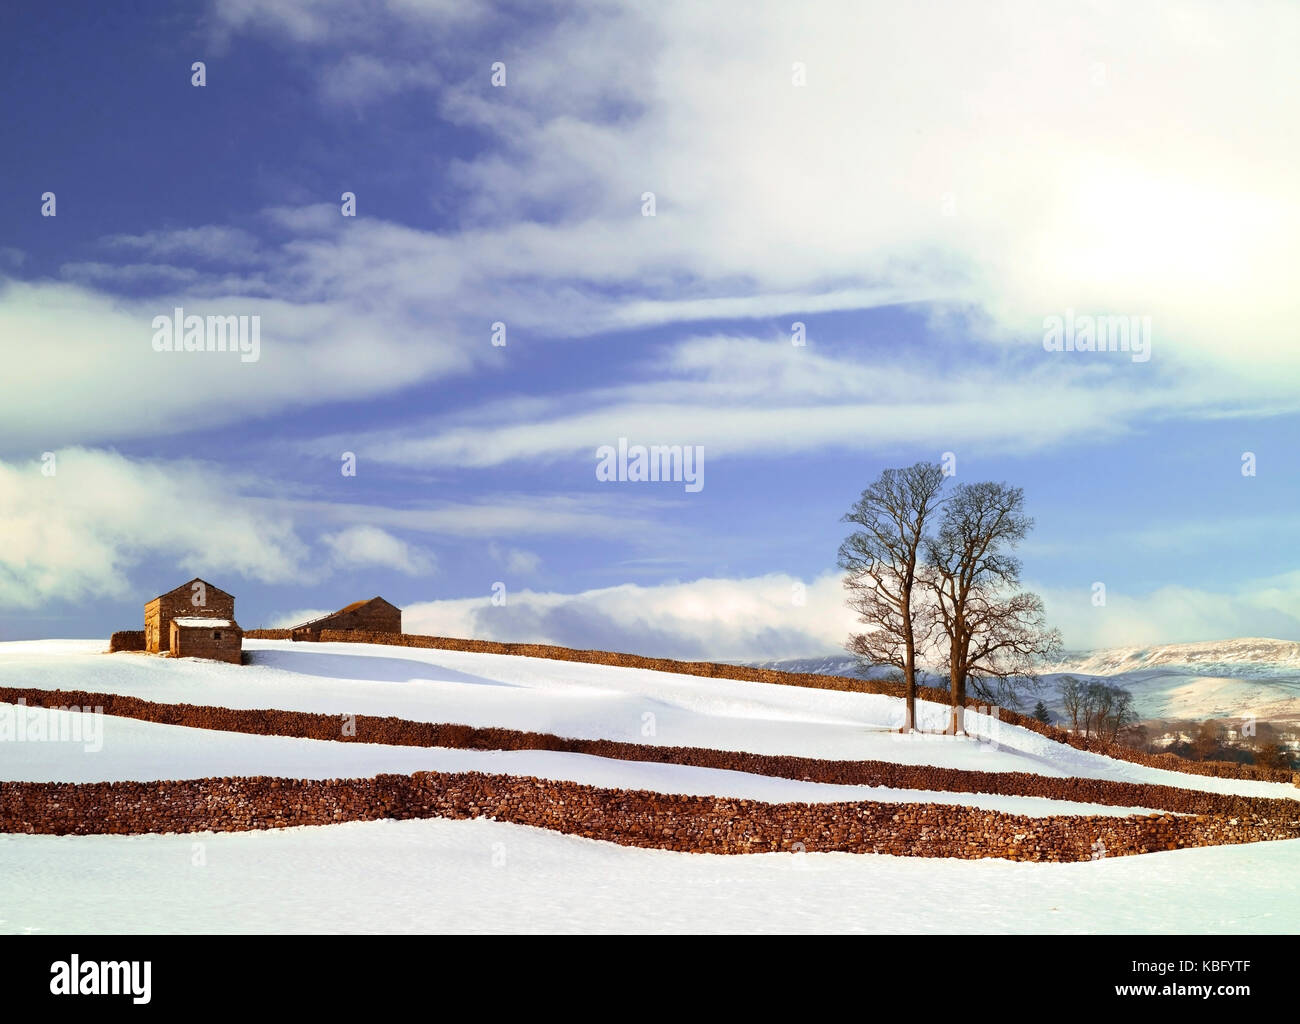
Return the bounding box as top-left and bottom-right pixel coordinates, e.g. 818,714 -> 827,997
923,481 -> 1061,731
1059,676 -> 1135,739
838,462 -> 946,731
1254,741 -> 1291,771
1192,720 -> 1224,761
840,469 -> 1061,736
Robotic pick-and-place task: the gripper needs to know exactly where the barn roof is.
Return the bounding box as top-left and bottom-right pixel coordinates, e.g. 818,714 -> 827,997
290,596 -> 397,631
172,617 -> 236,629
146,578 -> 235,605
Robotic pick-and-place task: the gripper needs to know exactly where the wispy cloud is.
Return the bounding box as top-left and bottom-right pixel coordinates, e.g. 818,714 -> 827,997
401,571 -> 853,660
321,525 -> 436,575
1041,573 -> 1300,652
0,449 -> 663,610
0,448 -> 311,607
104,225 -> 264,264
299,334 -> 1294,469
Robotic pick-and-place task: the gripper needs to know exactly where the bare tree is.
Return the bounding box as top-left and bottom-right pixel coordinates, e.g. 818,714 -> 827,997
1076,683 -> 1094,736
1059,675 -> 1083,732
839,462 -> 947,732
963,589 -> 1060,710
1079,682 -> 1136,740
923,481 -> 1061,734
1118,722 -> 1150,751
1192,720 -> 1224,761
1254,741 -> 1291,772
1104,687 -> 1136,741
1085,681 -> 1113,738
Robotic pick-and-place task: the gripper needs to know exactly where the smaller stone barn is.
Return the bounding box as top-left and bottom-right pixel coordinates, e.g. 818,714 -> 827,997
170,617 -> 244,665
291,597 -> 402,641
145,578 -> 236,654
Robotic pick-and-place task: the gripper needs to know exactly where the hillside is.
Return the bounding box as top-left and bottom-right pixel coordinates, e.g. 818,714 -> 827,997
1,637 -> 1299,933
1046,638 -> 1300,724
758,638 -> 1300,724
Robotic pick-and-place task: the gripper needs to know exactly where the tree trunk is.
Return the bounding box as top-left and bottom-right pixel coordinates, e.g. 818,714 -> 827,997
948,653 -> 963,735
901,594 -> 916,732
903,673 -> 916,732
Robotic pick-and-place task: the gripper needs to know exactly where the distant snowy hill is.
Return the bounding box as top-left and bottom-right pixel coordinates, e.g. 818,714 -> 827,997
745,655 -> 869,678
1045,638 -> 1300,724
753,638 -> 1300,724
747,655 -> 960,688
1051,638 -> 1300,678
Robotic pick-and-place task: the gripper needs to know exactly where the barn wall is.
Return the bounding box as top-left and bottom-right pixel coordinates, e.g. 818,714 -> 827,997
293,601 -> 400,639
146,587 -> 234,653
144,602 -> 162,653
170,625 -> 243,665
328,603 -> 402,633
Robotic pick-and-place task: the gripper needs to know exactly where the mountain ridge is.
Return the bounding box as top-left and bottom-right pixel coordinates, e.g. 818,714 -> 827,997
749,637 -> 1300,723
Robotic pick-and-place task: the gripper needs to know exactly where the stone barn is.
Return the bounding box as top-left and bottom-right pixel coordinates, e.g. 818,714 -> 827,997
170,617 -> 243,665
291,597 -> 402,641
145,579 -> 236,654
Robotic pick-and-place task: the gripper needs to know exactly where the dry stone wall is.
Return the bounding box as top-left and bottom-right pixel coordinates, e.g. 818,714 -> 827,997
3,771 -> 1298,860
2,685 -> 1297,821
107,630 -> 146,653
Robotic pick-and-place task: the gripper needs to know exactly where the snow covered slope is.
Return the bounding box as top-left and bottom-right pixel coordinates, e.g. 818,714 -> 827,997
1,639 -> 1294,797
2,818 -> 1297,934
0,705 -> 1173,817
2,637 -> 1299,934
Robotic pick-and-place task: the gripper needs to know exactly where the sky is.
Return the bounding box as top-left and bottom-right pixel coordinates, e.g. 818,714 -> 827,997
1,0 -> 1298,657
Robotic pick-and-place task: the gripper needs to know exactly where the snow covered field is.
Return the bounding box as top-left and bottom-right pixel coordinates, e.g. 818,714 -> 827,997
2,817 -> 1296,934
0,705 -> 1171,817
2,640 -> 1295,799
3,637 -> 1299,934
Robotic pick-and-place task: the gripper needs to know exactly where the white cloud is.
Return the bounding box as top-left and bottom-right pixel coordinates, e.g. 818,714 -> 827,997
403,569 -> 1300,661
402,571 -> 854,660
266,493 -> 668,539
306,333 -> 1256,468
18,3 -> 1296,455
0,448 -> 311,609
104,226 -> 263,264
213,0 -> 489,45
268,607 -> 333,629
167,1 -> 1292,474
0,449 -> 640,611
488,543 -> 541,576
227,0 -> 1300,381
212,0 -> 348,43
318,55 -> 441,107
0,277 -> 475,450
59,262 -> 203,287
322,525 -> 436,575
402,2 -> 1295,387
1041,575 -> 1300,652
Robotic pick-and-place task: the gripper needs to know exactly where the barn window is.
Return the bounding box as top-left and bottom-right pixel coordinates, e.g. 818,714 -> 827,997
213,631 -> 222,640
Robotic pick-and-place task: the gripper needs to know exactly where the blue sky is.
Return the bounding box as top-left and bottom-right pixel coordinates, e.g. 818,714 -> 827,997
2,0 -> 1299,655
